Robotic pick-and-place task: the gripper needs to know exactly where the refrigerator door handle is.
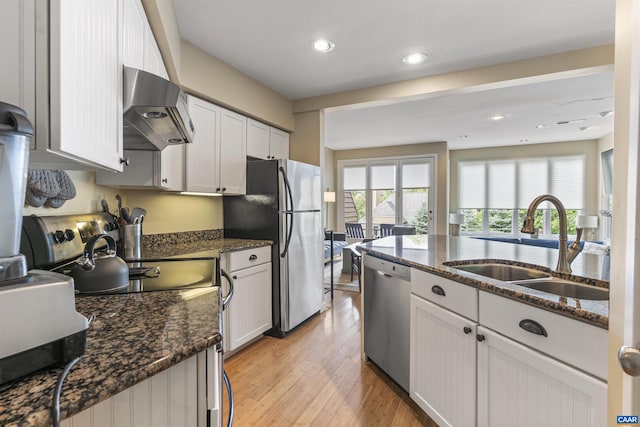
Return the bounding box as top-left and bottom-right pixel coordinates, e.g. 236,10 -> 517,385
281,212 -> 294,258
278,166 -> 294,212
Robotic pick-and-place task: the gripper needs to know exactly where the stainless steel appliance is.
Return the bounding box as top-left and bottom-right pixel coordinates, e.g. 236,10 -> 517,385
363,255 -> 411,392
123,66 -> 195,151
224,158 -> 324,337
0,102 -> 88,386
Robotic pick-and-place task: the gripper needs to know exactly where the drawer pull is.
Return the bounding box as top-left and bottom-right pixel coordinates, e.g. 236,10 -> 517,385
431,285 -> 446,296
249,254 -> 258,261
463,326 -> 473,335
476,334 -> 485,342
519,319 -> 548,337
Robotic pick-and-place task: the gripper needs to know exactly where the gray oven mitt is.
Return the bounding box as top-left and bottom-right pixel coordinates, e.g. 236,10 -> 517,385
26,169 -> 59,207
45,170 -> 76,208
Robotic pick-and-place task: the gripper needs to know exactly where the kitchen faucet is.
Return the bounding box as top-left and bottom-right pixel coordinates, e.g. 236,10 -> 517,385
521,194 -> 583,274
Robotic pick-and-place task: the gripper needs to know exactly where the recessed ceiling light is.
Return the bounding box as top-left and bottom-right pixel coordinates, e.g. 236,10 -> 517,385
535,124 -> 546,129
580,126 -> 597,131
520,139 -> 529,143
459,135 -> 468,138
312,39 -> 335,53
557,119 -> 586,125
402,53 -> 428,65
489,114 -> 505,121
599,111 -> 614,118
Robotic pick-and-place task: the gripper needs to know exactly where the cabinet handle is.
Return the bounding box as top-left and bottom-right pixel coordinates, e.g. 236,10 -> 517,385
463,326 -> 473,335
232,275 -> 238,280
222,187 -> 227,192
120,157 -> 130,166
249,254 -> 258,261
518,319 -> 548,337
431,285 -> 446,296
216,188 -> 221,192
161,178 -> 168,183
476,334 -> 485,342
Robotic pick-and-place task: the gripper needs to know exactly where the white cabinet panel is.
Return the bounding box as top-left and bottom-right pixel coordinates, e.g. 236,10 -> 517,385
219,108 -> 246,194
246,118 -> 270,159
269,127 -> 289,160
122,0 -> 145,70
410,295 -> 476,427
411,268 -> 478,321
477,326 -> 606,427
186,96 -> 221,193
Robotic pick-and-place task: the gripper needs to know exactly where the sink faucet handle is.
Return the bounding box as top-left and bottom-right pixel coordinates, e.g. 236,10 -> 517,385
575,227 -> 584,243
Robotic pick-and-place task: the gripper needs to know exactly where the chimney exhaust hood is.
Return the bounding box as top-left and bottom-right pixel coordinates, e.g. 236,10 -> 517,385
123,67 -> 195,151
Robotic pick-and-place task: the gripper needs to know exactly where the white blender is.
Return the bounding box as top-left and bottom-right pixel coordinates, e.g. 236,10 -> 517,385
0,102 -> 87,385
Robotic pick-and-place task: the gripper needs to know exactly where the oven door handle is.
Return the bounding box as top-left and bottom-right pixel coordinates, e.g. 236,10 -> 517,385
221,268 -> 234,310
223,369 -> 234,427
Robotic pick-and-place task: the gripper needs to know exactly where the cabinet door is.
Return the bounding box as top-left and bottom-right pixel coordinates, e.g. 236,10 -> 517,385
144,24 -> 169,79
219,108 -> 246,194
122,0 -> 145,69
246,118 -> 270,159
226,262 -> 272,351
186,96 -> 220,193
269,127 -> 289,160
158,144 -> 185,191
0,0 -> 36,137
50,0 -> 123,172
477,326 -> 606,427
410,295 -> 476,427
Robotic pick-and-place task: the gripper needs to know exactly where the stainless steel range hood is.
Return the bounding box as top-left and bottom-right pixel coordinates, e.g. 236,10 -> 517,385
123,67 -> 195,151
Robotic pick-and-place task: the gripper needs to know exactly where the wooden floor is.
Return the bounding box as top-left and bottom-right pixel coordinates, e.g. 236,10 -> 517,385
223,290 -> 436,426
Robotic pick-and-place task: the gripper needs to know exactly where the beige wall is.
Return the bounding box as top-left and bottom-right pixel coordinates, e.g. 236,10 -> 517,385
333,142 -> 449,235
449,139 -> 600,215
290,111 -> 324,166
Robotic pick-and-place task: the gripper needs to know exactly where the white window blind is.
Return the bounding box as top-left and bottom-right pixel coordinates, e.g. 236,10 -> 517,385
488,161 -> 515,208
344,166 -> 366,190
550,156 -> 584,208
518,159 -> 548,208
459,162 -> 486,208
370,164 -> 395,189
402,162 -> 432,188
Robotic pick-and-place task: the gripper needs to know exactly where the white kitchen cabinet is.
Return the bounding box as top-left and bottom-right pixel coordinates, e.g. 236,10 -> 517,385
123,0 -> 169,79
186,96 -> 247,194
246,118 -> 289,160
62,353 -> 201,427
221,246 -> 272,353
476,326 -> 606,427
410,295 -> 476,427
95,145 -> 184,191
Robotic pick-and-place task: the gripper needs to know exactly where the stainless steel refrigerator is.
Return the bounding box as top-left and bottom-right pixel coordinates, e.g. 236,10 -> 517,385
223,158 -> 323,337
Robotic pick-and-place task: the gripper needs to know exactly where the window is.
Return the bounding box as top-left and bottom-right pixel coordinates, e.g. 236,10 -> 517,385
458,155 -> 585,237
339,157 -> 435,238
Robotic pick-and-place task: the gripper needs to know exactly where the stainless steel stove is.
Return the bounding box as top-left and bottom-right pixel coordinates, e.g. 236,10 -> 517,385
20,213 -> 219,295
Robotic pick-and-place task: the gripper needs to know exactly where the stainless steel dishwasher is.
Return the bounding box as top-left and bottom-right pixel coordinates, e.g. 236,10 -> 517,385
363,255 -> 411,392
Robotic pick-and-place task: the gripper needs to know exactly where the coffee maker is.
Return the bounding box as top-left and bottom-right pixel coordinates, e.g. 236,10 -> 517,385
0,102 -> 88,386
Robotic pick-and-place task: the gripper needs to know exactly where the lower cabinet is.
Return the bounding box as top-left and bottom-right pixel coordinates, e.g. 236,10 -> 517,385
62,346 -> 221,427
410,295 -> 476,427
477,326 -> 606,427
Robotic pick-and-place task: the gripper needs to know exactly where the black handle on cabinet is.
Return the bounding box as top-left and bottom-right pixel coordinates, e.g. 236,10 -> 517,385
216,187 -> 221,192
518,319 -> 548,337
222,187 -> 226,192
431,285 -> 446,297
476,334 -> 485,342
463,326 -> 473,335
161,178 -> 168,184
249,254 -> 258,261
232,275 -> 237,280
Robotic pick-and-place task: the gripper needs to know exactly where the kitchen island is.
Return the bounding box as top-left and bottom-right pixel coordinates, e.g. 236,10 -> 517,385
359,234 -> 609,328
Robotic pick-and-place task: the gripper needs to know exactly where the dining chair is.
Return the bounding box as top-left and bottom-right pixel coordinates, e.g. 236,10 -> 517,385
345,222 -> 365,239
392,225 -> 417,235
379,223 -> 394,237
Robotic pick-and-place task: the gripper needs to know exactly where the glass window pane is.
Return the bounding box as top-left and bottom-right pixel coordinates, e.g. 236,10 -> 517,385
518,159 -> 548,208
402,162 -> 431,188
459,162 -> 486,208
551,209 -> 579,236
461,208 -> 483,233
403,189 -> 429,234
488,162 -> 515,208
370,189 -> 394,237
344,166 -> 366,190
344,190 -> 366,224
488,209 -> 512,234
371,164 -> 395,189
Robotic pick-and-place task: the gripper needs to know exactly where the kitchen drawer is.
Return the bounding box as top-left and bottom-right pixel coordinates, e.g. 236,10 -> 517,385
226,246 -> 271,271
479,291 -> 608,380
411,268 -> 478,321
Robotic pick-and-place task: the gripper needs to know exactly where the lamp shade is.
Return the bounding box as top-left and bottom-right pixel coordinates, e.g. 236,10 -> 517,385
323,191 -> 336,203
575,215 -> 598,229
449,213 -> 465,225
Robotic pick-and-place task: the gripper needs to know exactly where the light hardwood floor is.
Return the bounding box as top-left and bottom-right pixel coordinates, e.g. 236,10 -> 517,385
223,290 -> 436,426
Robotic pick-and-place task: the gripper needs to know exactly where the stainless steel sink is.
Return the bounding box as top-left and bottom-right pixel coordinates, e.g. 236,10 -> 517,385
513,279 -> 609,300
448,263 -> 551,281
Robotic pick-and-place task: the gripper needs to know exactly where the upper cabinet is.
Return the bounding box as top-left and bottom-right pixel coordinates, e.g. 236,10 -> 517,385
186,96 -> 247,195
246,118 -> 289,160
0,0 -> 125,172
123,0 -> 169,79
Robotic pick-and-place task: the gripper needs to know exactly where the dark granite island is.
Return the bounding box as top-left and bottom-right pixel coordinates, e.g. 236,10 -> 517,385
0,288 -> 222,427
359,234 -> 609,328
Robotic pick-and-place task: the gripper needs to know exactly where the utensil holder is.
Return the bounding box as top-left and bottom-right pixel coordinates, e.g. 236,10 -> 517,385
119,223 -> 142,261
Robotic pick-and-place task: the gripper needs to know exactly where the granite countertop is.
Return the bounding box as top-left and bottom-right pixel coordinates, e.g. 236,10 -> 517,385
141,238 -> 272,259
0,288 -> 222,427
360,235 -> 610,329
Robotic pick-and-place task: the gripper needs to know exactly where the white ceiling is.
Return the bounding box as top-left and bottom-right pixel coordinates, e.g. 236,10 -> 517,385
172,0 -> 616,150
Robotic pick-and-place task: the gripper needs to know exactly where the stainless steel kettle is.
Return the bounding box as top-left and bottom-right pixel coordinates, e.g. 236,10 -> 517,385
68,234 -> 129,294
